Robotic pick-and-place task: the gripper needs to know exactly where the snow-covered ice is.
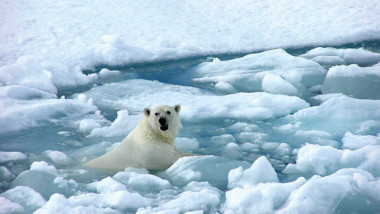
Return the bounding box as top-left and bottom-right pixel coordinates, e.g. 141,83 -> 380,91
1,186 -> 46,213
228,156 -> 279,189
283,144 -> 380,177
342,132 -> 380,150
83,79 -> 309,122
223,177 -> 307,214
322,63 -> 380,99
1,0 -> 380,213
2,53 -> 380,213
1,0 -> 380,68
193,49 -> 326,97
0,152 -> 27,163
300,47 -> 380,67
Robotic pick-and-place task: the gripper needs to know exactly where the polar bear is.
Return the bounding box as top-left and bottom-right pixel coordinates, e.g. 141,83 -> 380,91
84,104 -> 188,172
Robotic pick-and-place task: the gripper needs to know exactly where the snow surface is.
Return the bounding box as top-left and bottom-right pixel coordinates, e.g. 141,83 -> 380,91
1,0 -> 380,213
1,0 -> 380,69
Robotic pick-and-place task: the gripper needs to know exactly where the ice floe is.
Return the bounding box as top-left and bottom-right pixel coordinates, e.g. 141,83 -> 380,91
322,63 -> 380,99
84,79 -> 309,123
193,49 -> 326,96
2,0 -> 380,68
300,47 -> 380,67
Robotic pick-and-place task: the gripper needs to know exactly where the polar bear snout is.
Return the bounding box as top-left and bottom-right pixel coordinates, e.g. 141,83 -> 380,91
159,117 -> 169,131
159,117 -> 167,126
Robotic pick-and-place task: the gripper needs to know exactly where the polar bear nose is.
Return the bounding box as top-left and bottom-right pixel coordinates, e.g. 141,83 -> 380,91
159,118 -> 167,126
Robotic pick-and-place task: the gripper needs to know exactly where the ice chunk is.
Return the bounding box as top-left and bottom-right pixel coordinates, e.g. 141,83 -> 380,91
93,176 -> 127,194
228,156 -> 278,189
0,166 -> 14,181
1,186 -> 46,213
261,74 -> 299,96
30,161 -> 58,176
236,132 -> 268,145
12,171 -> 59,199
278,169 -> 380,214
12,162 -> 78,199
214,81 -> 238,94
307,56 -> 345,68
193,49 -> 326,94
158,188 -> 220,213
275,143 -> 292,157
222,177 -> 306,214
182,92 -> 309,122
0,85 -> 56,100
0,196 -> 24,214
240,143 -> 260,152
0,56 -> 93,99
0,96 -> 103,134
357,120 -> 380,135
42,150 -> 72,165
102,190 -> 153,211
34,183 -> 152,213
283,96 -> 380,137
41,61 -> 94,90
160,155 -> 250,188
0,55 -> 57,94
79,119 -> 101,133
342,132 -> 380,149
309,93 -> 344,104
0,151 -> 27,163
53,177 -> 79,195
139,182 -> 220,214
294,130 -> 338,147
88,110 -> 140,137
322,64 -> 380,99
210,134 -> 236,145
226,122 -> 260,133
283,144 -> 380,177
278,175 -> 352,213
223,143 -> 242,159
261,142 -> 281,151
113,168 -> 172,193
34,193 -> 120,214
0,166 -> 14,194
301,47 -> 380,67
98,68 -> 121,79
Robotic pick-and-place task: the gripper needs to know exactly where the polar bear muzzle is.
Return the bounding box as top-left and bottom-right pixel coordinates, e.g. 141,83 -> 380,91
159,117 -> 169,131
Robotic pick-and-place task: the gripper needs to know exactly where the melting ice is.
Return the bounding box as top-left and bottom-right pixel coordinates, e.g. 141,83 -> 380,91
2,44 -> 380,214
1,0 -> 380,213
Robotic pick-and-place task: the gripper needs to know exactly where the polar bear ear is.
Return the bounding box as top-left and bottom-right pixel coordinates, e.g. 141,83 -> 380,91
174,104 -> 181,113
143,108 -> 151,117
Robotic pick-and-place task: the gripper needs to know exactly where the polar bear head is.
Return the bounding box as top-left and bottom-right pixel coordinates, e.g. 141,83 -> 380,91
143,105 -> 181,136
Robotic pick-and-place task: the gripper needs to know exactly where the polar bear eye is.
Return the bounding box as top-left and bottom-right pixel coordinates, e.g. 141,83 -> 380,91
166,111 -> 171,115
155,112 -> 159,116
